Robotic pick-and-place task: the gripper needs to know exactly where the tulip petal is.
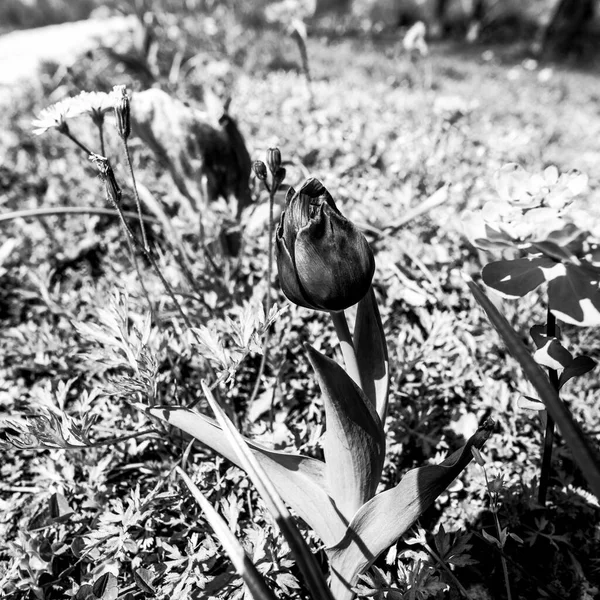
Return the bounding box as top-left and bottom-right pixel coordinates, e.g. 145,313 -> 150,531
326,422 -> 493,600
306,345 -> 385,521
297,177 -> 340,213
353,287 -> 389,423
148,406 -> 347,546
275,235 -> 319,310
294,209 -> 375,312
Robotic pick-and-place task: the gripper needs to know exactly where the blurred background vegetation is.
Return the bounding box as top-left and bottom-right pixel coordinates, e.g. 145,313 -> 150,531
1,0 -> 598,61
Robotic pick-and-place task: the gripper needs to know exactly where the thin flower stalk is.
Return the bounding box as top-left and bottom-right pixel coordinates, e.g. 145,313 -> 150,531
113,85 -> 150,253
538,307 -> 559,505
248,153 -> 286,410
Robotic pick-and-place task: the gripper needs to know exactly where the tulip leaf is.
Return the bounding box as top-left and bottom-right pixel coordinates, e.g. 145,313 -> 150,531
306,345 -> 385,522
147,406 -> 346,546
481,257 -> 556,298
326,422 -> 493,600
466,275 -> 600,500
353,287 -> 390,423
548,264 -> 600,327
558,355 -> 597,389
176,467 -> 279,600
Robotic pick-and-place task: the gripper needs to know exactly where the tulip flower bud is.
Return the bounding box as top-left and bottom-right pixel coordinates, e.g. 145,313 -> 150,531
253,160 -> 268,181
112,84 -> 131,141
266,147 -> 282,174
276,178 -> 375,312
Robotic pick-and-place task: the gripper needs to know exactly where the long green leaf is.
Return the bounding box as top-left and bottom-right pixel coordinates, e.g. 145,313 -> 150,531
148,406 -> 346,546
307,345 -> 385,521
326,423 -> 493,600
467,276 -> 600,499
198,382 -> 335,600
176,467 -> 278,600
353,287 -> 390,423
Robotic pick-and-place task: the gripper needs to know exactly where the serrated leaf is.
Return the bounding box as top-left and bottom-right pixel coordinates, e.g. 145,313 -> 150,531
558,355 -> 597,389
148,406 -> 346,546
482,257 -> 555,298
306,345 -> 385,521
353,287 -> 389,423
326,422 -> 493,600
466,276 -> 600,500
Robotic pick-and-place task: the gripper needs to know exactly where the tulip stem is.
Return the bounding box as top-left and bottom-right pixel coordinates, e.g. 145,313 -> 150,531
330,311 -> 363,390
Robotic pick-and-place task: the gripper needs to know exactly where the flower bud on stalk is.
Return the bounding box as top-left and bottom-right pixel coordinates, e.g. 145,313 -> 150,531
273,166 -> 286,189
89,154 -> 121,206
253,160 -> 268,181
276,178 -> 375,312
266,147 -> 282,174
112,84 -> 131,141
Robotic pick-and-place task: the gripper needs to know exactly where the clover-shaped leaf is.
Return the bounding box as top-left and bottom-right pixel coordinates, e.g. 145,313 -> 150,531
558,355 -> 597,389
548,263 -> 600,326
482,257 -> 556,298
529,325 -> 573,371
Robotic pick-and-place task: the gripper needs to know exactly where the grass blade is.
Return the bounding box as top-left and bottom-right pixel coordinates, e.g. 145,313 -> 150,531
200,381 -> 336,600
466,275 -> 600,499
176,466 -> 278,600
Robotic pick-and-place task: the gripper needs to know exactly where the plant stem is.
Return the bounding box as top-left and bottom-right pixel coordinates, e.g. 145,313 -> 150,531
121,139 -> 150,252
482,467 -> 512,600
330,310 -> 363,389
63,130 -> 93,155
538,307 -> 558,506
0,206 -> 159,224
98,122 -> 105,157
248,180 -> 277,413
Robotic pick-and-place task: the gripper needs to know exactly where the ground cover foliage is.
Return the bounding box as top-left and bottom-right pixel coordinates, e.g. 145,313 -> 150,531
1,4 -> 600,599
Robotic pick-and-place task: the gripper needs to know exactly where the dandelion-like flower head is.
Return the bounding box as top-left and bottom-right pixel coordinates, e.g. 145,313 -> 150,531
75,91 -> 114,122
32,97 -> 81,135
32,91 -> 115,135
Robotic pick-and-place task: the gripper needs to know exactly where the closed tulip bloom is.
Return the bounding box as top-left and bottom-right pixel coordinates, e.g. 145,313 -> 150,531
276,178 -> 375,312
